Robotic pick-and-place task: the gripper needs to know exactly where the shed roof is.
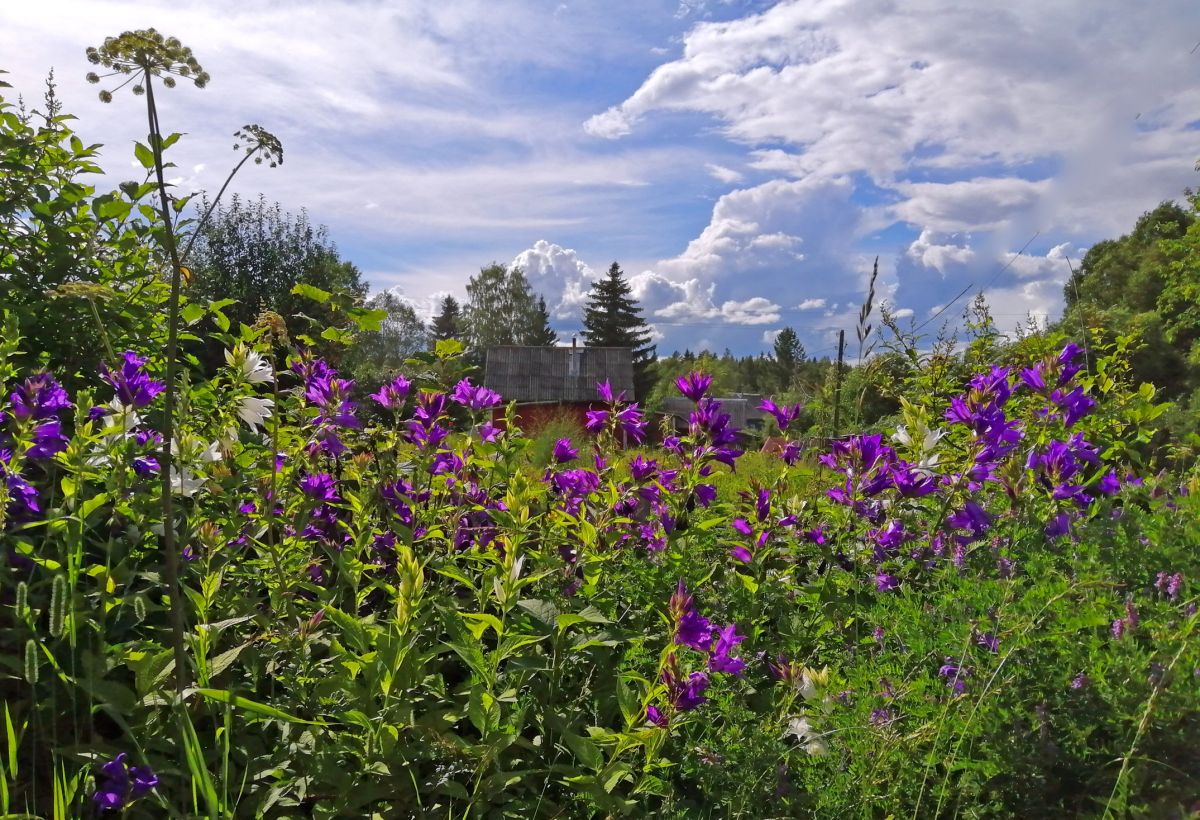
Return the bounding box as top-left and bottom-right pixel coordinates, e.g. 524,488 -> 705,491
483,346 -> 634,403
660,395 -> 767,430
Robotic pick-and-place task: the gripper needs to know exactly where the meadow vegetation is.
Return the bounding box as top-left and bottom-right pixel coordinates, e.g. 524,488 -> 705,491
0,31 -> 1197,819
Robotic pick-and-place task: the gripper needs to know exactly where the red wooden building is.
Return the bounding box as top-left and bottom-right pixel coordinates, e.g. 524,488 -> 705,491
482,343 -> 634,432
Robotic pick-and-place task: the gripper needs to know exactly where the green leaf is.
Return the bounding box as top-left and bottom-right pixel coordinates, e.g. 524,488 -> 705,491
347,307 -> 388,332
320,326 -> 355,345
561,731 -> 604,770
181,303 -> 205,325
207,642 -> 251,679
291,283 -> 331,303
517,598 -> 559,626
737,573 -> 759,594
133,142 -> 155,170
461,612 -> 504,639
193,688 -> 327,725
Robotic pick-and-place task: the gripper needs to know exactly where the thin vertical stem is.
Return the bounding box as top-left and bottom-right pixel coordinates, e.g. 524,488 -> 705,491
145,72 -> 190,693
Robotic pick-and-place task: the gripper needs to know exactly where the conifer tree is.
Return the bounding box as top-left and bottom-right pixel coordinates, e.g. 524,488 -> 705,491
772,326 -> 805,391
430,295 -> 462,344
527,296 -> 558,346
581,262 -> 657,399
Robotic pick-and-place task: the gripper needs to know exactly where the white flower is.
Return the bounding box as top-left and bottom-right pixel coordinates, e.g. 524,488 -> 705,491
786,716 -> 830,756
786,717 -> 812,740
804,737 -> 829,757
236,396 -> 274,431
101,401 -> 143,436
169,438 -> 222,497
798,671 -> 819,702
225,345 -> 274,384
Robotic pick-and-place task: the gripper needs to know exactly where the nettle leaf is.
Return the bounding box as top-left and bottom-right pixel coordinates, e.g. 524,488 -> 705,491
517,598 -> 559,627
181,302 -> 205,325
561,731 -> 604,770
207,641 -> 251,679
133,141 -> 155,169
320,325 -> 355,345
291,283 -> 331,304
461,612 -> 504,639
346,307 -> 388,332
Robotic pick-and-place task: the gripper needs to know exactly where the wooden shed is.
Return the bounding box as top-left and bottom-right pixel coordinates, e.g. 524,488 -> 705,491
660,394 -> 768,436
482,344 -> 635,431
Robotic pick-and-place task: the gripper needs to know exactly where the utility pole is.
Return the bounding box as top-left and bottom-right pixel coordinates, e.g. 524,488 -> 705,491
831,329 -> 846,439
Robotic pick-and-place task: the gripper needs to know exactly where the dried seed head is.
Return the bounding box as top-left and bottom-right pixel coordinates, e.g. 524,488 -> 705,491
85,28 -> 208,102
234,124 -> 283,168
254,310 -> 289,346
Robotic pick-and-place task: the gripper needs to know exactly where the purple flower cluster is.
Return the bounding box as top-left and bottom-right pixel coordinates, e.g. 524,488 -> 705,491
370,374 -> 412,411
668,582 -> 746,676
2,374 -> 76,521
101,352 -> 165,409
943,366 -> 1023,486
92,752 -> 157,812
552,437 -> 578,464
1020,344 -> 1096,427
450,378 -> 502,412
584,381 -> 649,444
2,449 -> 40,520
1155,571 -> 1183,600
294,357 -> 359,456
647,654 -> 709,727
759,397 -> 802,432
726,486 -> 804,564
6,373 -> 73,461
938,657 -> 971,695
1027,433 -> 1109,537
9,372 -> 73,420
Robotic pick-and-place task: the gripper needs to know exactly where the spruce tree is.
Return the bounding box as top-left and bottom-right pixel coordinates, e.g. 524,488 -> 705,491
526,296 -> 558,346
772,326 -> 804,391
581,262 -> 657,399
430,295 -> 462,344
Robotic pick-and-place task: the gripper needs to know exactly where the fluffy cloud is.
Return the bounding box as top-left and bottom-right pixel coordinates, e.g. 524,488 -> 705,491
510,240 -> 597,318
588,0 -> 1200,351
906,229 -> 976,273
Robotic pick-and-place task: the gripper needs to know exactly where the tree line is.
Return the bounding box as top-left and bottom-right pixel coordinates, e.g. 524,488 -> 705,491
173,188 -> 1200,428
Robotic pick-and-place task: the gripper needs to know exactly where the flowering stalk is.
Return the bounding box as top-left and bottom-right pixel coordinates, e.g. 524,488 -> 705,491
87,30 -> 213,691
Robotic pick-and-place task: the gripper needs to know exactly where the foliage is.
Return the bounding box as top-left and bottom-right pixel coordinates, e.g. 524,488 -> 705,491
528,296 -> 559,347
462,263 -> 554,359
187,194 -> 367,362
771,327 -> 805,392
581,263 -> 657,400
0,77 -> 168,384
429,294 -> 463,345
340,290 -> 429,390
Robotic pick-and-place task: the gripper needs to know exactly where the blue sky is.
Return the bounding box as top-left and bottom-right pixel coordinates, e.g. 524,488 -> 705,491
5,0 -> 1200,358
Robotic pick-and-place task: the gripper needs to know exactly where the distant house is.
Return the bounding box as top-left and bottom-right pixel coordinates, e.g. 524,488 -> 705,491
482,343 -> 635,431
660,394 -> 768,437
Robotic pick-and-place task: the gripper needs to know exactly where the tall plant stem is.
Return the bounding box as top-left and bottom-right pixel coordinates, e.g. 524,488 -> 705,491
145,73 -> 190,694
177,150 -> 256,265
